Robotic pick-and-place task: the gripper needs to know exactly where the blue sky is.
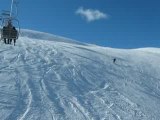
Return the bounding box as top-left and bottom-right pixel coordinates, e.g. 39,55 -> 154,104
1,0 -> 160,48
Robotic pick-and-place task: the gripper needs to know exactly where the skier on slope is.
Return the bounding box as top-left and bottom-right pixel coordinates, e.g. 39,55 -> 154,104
113,58 -> 116,63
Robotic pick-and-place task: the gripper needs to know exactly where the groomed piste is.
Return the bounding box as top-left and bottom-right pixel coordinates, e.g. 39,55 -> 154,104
0,30 -> 160,120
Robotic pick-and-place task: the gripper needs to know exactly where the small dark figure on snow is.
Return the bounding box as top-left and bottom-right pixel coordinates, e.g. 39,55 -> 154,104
113,58 -> 116,63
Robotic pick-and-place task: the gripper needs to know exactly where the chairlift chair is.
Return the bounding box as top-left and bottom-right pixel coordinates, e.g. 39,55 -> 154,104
0,0 -> 20,45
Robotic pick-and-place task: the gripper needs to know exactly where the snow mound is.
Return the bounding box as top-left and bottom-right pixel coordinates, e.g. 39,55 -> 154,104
0,29 -> 160,120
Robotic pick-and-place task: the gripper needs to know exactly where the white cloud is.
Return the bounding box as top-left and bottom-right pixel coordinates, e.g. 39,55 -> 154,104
76,7 -> 108,22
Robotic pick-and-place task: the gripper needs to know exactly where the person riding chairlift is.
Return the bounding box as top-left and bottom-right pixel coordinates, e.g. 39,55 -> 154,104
4,21 -> 13,44
12,27 -> 17,46
4,21 -> 17,45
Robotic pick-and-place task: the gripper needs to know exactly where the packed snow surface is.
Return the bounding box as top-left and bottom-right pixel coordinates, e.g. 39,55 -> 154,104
0,29 -> 160,120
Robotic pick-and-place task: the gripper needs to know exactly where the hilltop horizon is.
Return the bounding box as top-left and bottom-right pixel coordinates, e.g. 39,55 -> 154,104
19,29 -> 160,49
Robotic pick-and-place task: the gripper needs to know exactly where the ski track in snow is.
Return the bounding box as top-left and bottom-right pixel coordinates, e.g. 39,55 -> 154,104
0,30 -> 160,120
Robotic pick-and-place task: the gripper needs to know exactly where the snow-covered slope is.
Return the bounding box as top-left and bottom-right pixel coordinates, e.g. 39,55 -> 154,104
0,30 -> 160,120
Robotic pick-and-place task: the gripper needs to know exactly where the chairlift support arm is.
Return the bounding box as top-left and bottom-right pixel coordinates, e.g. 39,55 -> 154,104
10,0 -> 14,17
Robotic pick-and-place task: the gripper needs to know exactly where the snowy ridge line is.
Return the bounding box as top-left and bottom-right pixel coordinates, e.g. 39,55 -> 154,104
20,29 -> 87,45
